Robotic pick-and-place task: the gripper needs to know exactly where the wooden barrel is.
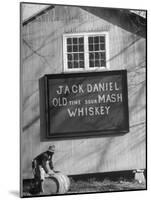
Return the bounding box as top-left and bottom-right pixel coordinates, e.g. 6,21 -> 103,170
43,172 -> 70,194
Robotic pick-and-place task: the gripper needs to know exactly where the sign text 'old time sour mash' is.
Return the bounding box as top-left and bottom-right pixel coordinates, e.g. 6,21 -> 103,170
39,70 -> 129,138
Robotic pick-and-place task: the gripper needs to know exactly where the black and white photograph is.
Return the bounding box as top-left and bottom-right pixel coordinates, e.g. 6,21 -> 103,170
20,2 -> 147,198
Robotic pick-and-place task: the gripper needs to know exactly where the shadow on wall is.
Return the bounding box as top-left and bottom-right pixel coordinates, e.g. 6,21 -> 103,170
23,115 -> 40,132
82,7 -> 146,38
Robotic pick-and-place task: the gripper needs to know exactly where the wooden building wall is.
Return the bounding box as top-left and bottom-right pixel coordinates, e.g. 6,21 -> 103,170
21,6 -> 146,179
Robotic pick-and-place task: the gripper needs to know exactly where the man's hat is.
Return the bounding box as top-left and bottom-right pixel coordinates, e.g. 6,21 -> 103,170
48,145 -> 55,152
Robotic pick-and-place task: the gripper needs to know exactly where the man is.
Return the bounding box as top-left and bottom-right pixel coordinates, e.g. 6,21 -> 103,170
32,145 -> 56,193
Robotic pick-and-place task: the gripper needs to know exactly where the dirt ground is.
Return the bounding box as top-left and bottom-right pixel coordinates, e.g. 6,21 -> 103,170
23,177 -> 146,197
69,178 -> 146,193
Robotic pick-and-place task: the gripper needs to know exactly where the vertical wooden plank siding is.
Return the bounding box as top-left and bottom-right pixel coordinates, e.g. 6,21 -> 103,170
21,6 -> 146,178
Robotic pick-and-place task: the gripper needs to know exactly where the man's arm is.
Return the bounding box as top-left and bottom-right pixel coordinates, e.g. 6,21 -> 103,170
49,159 -> 54,170
40,152 -> 50,173
41,159 -> 49,173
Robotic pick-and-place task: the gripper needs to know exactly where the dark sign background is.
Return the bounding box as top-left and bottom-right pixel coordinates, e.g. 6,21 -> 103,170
39,70 -> 129,139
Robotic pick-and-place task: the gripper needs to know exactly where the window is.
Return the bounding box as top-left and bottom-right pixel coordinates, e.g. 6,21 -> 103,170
63,32 -> 109,72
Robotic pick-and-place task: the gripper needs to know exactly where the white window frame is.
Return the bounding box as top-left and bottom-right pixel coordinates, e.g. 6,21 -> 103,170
63,32 -> 110,73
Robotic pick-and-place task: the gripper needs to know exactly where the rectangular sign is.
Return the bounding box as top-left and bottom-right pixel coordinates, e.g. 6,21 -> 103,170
39,70 -> 129,139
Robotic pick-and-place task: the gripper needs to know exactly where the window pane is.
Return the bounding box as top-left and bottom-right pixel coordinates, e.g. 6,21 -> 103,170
68,61 -> 72,69
73,45 -> 78,52
94,44 -> 99,51
89,44 -> 93,51
73,38 -> 78,44
73,61 -> 78,68
67,45 -> 72,52
67,54 -> 72,61
89,60 -> 94,68
79,45 -> 84,52
95,52 -> 99,59
89,53 -> 94,60
98,52 -> 102,60
89,37 -> 93,44
99,59 -> 102,66
94,36 -> 99,43
79,53 -> 84,60
95,60 -> 100,67
100,43 -> 105,50
101,60 -> 106,67
73,53 -> 78,60
101,52 -> 106,60
79,37 -> 84,44
99,36 -> 105,43
67,38 -> 72,44
79,61 -> 84,68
